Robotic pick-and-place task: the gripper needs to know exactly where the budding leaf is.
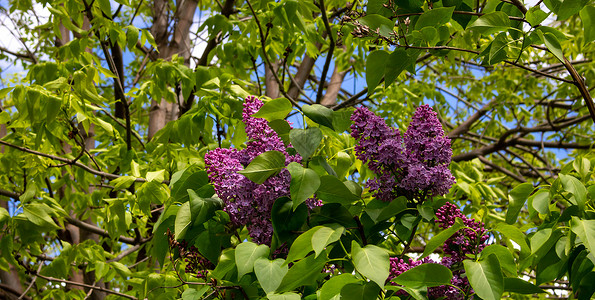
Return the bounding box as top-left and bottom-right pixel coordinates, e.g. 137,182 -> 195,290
239,151 -> 286,184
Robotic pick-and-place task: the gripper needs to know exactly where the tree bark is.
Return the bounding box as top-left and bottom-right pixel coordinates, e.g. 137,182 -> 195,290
320,65 -> 347,107
0,102 -> 22,297
148,0 -> 198,139
265,61 -> 280,98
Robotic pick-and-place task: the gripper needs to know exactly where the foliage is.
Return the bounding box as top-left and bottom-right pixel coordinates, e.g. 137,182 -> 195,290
0,0 -> 594,299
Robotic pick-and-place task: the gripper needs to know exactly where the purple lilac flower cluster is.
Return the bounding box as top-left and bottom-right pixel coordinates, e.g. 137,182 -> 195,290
387,203 -> 489,299
204,96 -> 305,245
436,202 -> 489,260
350,105 -> 455,202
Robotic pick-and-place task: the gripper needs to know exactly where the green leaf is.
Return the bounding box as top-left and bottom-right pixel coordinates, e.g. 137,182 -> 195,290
182,286 -> 209,300
559,174 -> 587,210
530,189 -> 550,215
316,175 -> 359,205
211,249 -> 236,280
284,226 -> 319,265
188,190 -> 222,226
252,97 -> 293,121
0,207 -> 9,226
580,5 -> 595,43
420,218 -> 463,259
393,263 -> 452,288
238,151 -> 286,184
311,224 -> 344,258
557,0 -> 590,20
254,258 -> 289,294
269,119 -> 291,145
146,170 -> 165,182
271,197 -> 307,241
267,292 -> 301,300
351,241 -> 390,288
468,11 -> 511,35
464,254 -> 504,300
340,282 -> 381,300
570,217 -> 595,257
174,201 -> 192,239
506,182 -> 534,224
235,242 -> 270,280
415,7 -> 455,30
573,157 -> 591,178
366,50 -> 389,93
481,244 -> 517,275
543,32 -> 564,62
319,274 -> 360,300
23,203 -> 59,229
494,223 -> 530,256
97,0 -> 111,16
289,127 -> 322,160
276,252 -> 328,292
174,192 -> 221,239
110,176 -> 136,190
287,162 -> 320,209
526,7 -> 550,27
358,14 -> 394,37
302,104 -> 335,130
384,49 -> 419,87
503,277 -> 546,294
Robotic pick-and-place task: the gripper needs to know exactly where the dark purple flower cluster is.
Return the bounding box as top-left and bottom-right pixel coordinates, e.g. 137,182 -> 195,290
436,202 -> 489,259
387,203 -> 490,299
205,96 -> 309,245
350,105 -> 455,202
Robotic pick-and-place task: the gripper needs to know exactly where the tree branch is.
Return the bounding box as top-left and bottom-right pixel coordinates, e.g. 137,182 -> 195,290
316,0 -> 336,103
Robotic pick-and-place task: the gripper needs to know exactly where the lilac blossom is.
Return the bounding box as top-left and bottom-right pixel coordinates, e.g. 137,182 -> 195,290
387,203 -> 487,299
350,105 -> 455,202
204,96 -> 313,245
435,202 -> 489,260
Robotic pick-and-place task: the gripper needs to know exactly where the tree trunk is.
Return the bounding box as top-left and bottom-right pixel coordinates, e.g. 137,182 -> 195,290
265,61 -> 280,98
0,102 -> 22,298
148,0 -> 198,139
320,66 -> 347,107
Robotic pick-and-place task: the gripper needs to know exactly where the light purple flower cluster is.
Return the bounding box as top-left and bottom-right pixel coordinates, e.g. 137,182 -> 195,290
204,96 -> 304,245
350,105 -> 455,202
387,203 -> 490,299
